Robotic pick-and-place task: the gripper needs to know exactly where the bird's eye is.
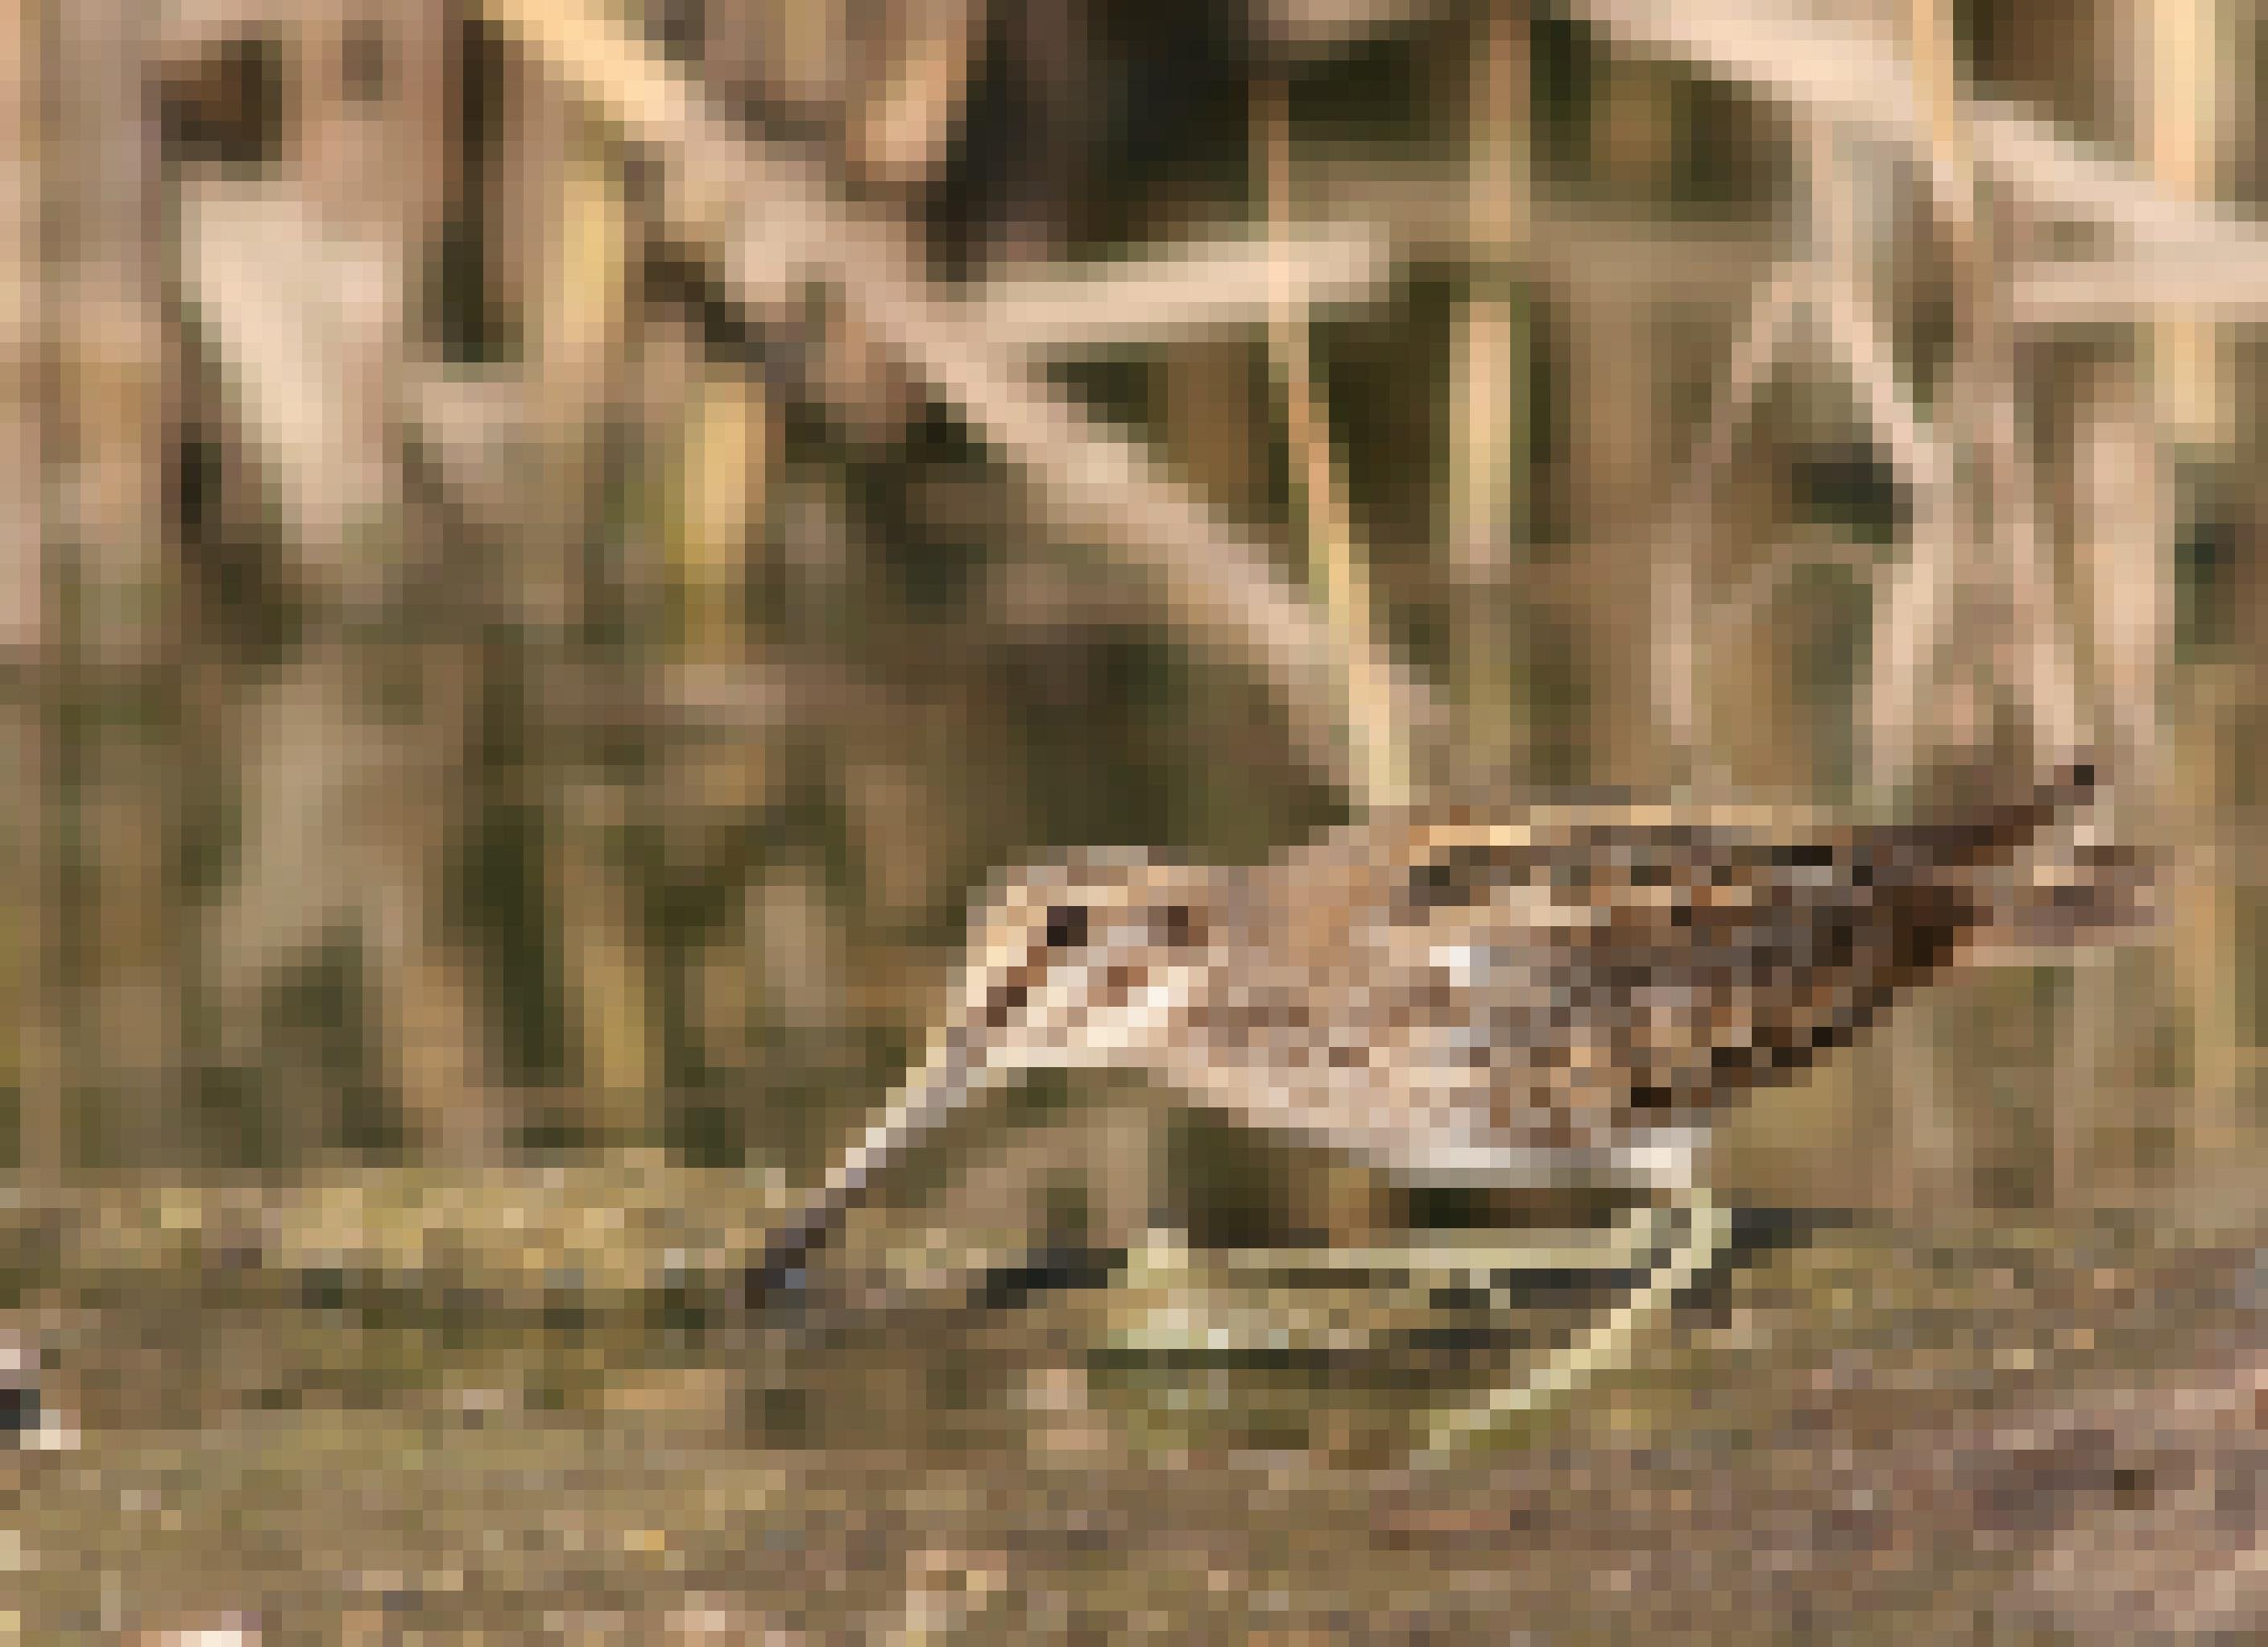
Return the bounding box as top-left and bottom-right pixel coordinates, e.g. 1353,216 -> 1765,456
1154,904 -> 1198,946
1044,904 -> 1089,950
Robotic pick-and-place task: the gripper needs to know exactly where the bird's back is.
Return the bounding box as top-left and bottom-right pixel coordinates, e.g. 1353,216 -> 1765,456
1180,763 -> 2133,1181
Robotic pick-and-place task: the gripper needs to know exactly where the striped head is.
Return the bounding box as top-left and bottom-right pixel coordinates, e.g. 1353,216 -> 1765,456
741,850 -> 1234,1307
935,849 -> 1231,1084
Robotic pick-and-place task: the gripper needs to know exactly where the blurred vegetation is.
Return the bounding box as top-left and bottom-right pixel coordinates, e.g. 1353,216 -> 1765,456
3,0 -> 2254,1215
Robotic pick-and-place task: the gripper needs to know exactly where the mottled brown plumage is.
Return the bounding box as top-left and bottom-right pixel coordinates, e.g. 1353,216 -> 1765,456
751,762 -> 2142,1306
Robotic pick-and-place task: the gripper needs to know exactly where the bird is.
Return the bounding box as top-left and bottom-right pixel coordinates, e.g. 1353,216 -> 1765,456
748,759 -> 2148,1446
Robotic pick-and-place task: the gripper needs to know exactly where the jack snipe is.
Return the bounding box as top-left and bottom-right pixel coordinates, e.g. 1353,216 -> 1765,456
751,760 -> 2148,1447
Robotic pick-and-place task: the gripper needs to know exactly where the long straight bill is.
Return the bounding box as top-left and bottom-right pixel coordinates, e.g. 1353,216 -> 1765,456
746,1037 -> 983,1307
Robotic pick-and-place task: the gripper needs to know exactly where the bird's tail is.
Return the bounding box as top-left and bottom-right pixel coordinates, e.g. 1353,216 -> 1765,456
1926,756 -> 2159,962
1907,757 -> 2099,869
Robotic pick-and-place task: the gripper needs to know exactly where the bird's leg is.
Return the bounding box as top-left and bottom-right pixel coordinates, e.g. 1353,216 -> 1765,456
1105,1113 -> 1704,1359
1096,1186 -> 1731,1459
1102,1200 -> 1683,1351
1418,1186 -> 1732,1459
